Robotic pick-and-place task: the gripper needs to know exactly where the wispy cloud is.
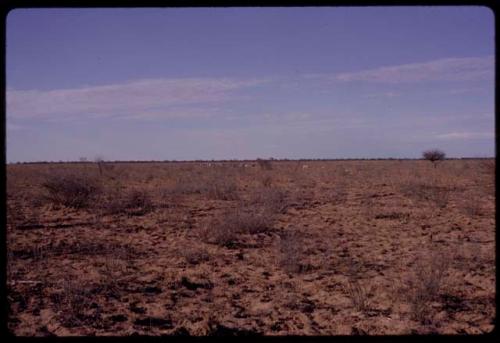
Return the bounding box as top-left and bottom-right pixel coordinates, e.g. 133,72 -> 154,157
333,56 -> 494,83
7,77 -> 268,121
365,91 -> 400,98
436,131 -> 494,140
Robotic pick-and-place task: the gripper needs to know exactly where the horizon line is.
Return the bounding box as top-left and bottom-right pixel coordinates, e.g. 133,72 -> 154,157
6,156 -> 495,164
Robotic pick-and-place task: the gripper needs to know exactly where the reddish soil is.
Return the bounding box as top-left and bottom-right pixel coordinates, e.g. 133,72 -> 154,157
6,159 -> 495,335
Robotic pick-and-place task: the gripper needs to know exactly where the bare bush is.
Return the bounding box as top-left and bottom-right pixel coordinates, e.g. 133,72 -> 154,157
41,173 -> 102,209
257,158 -> 273,170
422,149 -> 446,167
201,214 -> 239,247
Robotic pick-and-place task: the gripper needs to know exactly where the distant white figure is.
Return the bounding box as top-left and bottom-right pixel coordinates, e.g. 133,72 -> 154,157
302,164 -> 309,169
244,164 -> 250,168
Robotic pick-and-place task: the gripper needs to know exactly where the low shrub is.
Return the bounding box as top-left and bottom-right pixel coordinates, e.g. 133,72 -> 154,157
202,205 -> 276,246
171,174 -> 239,201
41,173 -> 102,209
103,189 -> 155,216
248,187 -> 288,214
257,158 -> 273,170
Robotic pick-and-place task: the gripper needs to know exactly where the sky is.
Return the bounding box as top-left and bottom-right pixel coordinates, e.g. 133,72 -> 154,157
6,7 -> 495,162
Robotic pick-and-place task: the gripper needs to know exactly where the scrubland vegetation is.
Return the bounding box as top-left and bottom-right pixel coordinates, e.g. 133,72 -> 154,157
6,158 -> 495,335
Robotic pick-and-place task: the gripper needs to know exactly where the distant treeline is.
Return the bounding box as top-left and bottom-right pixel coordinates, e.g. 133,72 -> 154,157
8,157 -> 495,165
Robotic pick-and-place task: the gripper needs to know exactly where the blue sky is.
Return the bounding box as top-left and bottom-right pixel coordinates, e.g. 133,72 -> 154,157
6,7 -> 495,162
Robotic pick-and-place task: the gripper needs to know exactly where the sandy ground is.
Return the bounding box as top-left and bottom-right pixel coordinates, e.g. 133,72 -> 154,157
6,159 -> 495,335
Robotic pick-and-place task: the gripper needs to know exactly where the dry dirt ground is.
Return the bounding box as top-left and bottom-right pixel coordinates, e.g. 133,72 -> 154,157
6,159 -> 495,336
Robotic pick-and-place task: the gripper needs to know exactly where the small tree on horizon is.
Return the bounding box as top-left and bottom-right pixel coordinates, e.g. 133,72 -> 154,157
422,149 -> 446,168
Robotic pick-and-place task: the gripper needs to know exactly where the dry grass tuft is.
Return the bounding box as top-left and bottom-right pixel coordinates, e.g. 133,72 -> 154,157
342,256 -> 370,312
400,182 -> 450,208
405,247 -> 452,323
53,277 -> 103,328
181,247 -> 211,265
278,231 -> 304,274
248,187 -> 288,214
171,173 -> 239,200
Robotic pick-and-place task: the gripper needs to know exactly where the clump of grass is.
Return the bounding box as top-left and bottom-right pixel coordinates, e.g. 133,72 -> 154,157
181,247 -> 210,265
41,172 -> 102,209
399,182 -> 449,208
261,175 -> 273,187
405,248 -> 452,323
279,231 -> 304,274
344,258 -> 370,312
53,277 -> 102,328
346,279 -> 369,312
206,178 -> 239,201
461,198 -> 484,217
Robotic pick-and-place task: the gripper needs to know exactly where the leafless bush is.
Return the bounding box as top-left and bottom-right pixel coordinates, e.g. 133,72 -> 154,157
422,149 -> 446,167
405,248 -> 452,323
41,173 -> 102,209
257,158 -> 273,170
201,213 -> 240,247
